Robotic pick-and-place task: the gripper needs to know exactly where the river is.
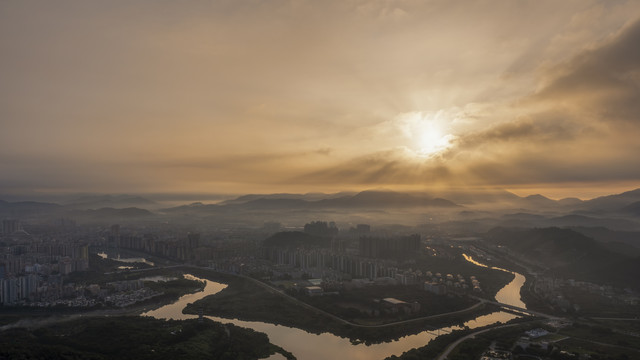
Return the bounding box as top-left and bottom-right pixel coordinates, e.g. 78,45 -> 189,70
462,253 -> 527,309
141,256 -> 527,360
97,251 -> 155,267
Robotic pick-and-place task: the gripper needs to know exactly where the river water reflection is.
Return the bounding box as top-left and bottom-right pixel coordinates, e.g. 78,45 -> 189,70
142,266 -> 526,360
462,254 -> 527,309
97,252 -> 155,266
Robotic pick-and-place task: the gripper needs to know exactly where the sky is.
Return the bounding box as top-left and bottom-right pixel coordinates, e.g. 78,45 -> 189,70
1,0 -> 640,199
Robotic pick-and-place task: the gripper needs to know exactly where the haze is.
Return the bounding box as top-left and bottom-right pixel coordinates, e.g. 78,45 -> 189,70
2,1 -> 640,199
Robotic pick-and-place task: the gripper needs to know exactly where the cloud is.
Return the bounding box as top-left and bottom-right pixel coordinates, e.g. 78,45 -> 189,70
450,114 -> 581,152
1,1 -> 640,195
532,17 -> 640,124
292,147 -> 454,187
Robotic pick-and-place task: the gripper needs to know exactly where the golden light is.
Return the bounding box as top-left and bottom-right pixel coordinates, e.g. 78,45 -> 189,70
418,122 -> 454,156
397,111 -> 455,157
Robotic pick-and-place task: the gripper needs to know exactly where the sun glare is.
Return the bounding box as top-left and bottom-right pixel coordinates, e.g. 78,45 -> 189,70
418,123 -> 454,156
398,111 -> 455,157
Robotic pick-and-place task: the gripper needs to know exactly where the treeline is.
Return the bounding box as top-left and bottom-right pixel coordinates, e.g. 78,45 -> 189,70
0,316 -> 293,360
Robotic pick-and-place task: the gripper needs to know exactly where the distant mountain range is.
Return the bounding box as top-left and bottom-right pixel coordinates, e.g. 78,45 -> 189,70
62,194 -> 157,209
220,192 -> 356,205
0,200 -> 62,218
1,188 -> 640,229
69,207 -> 154,219
162,190 -> 461,213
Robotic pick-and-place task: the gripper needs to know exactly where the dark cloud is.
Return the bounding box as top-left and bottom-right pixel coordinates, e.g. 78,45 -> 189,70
466,148 -> 640,186
533,17 -> 640,123
292,149 -> 454,187
451,115 -> 580,152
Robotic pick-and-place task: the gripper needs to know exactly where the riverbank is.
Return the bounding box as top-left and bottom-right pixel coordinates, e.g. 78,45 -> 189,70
386,318 -> 539,360
0,316 -> 294,360
1,261 -> 533,360
0,268 -> 204,329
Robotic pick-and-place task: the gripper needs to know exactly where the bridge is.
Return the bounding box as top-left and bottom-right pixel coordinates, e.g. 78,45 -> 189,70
469,296 -> 559,320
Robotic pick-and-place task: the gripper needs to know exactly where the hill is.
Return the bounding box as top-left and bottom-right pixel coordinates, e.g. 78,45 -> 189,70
582,188 -> 640,211
0,200 -> 62,218
485,227 -> 640,289
64,194 -> 157,209
70,207 -> 155,220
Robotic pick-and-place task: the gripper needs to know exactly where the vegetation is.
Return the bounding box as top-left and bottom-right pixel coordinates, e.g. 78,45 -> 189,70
486,227 -> 640,289
386,319 -> 538,360
144,277 -> 205,298
66,266 -> 188,286
388,319 -> 640,360
519,276 -> 558,315
182,268 -> 503,344
521,273 -> 640,318
445,324 -> 532,360
414,249 -> 516,298
385,328 -> 474,360
557,322 -> 640,355
299,284 -> 477,324
558,287 -> 640,317
0,316 -> 294,360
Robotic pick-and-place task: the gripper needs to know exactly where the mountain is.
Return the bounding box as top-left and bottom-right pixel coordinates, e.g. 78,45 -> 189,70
315,190 -> 459,208
0,200 -> 62,218
429,189 -> 521,205
70,207 -> 155,219
63,195 -> 157,210
501,212 -> 547,222
545,214 -> 640,231
485,227 -> 640,288
236,198 -> 311,210
486,227 -> 601,266
521,194 -> 557,208
221,192 -> 356,205
558,197 -> 584,207
582,188 -> 640,212
494,213 -> 547,228
569,226 -> 640,249
214,190 -> 460,210
620,201 -> 640,216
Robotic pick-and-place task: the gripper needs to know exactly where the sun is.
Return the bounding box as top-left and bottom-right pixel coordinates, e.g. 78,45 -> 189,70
416,119 -> 455,157
417,123 -> 445,155
392,111 -> 456,157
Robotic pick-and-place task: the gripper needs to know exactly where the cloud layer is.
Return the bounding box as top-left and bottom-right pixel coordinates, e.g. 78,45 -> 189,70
1,1 -> 639,197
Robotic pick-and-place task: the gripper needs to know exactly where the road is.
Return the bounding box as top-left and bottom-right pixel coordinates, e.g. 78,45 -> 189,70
436,322 -> 530,360
473,297 -> 559,320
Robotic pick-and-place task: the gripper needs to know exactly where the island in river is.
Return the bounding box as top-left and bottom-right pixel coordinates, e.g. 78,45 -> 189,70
181,267 -> 508,344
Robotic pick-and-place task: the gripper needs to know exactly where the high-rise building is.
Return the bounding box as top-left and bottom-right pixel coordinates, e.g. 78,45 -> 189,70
0,278 -> 18,305
1,219 -> 21,235
359,234 -> 421,259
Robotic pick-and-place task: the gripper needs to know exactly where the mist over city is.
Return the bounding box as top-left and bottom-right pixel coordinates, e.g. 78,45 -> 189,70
1,1 -> 640,359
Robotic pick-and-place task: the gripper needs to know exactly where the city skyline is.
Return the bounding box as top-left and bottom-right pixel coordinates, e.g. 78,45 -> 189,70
2,1 -> 640,200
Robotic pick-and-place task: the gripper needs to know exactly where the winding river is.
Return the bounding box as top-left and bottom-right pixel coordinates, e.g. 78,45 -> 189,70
141,256 -> 527,360
462,253 -> 527,309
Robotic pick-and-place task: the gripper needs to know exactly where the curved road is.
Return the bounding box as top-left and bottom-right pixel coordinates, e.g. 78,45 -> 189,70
436,321 -> 535,360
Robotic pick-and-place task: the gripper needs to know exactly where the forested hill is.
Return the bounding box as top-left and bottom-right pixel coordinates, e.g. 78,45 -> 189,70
485,227 -> 640,289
